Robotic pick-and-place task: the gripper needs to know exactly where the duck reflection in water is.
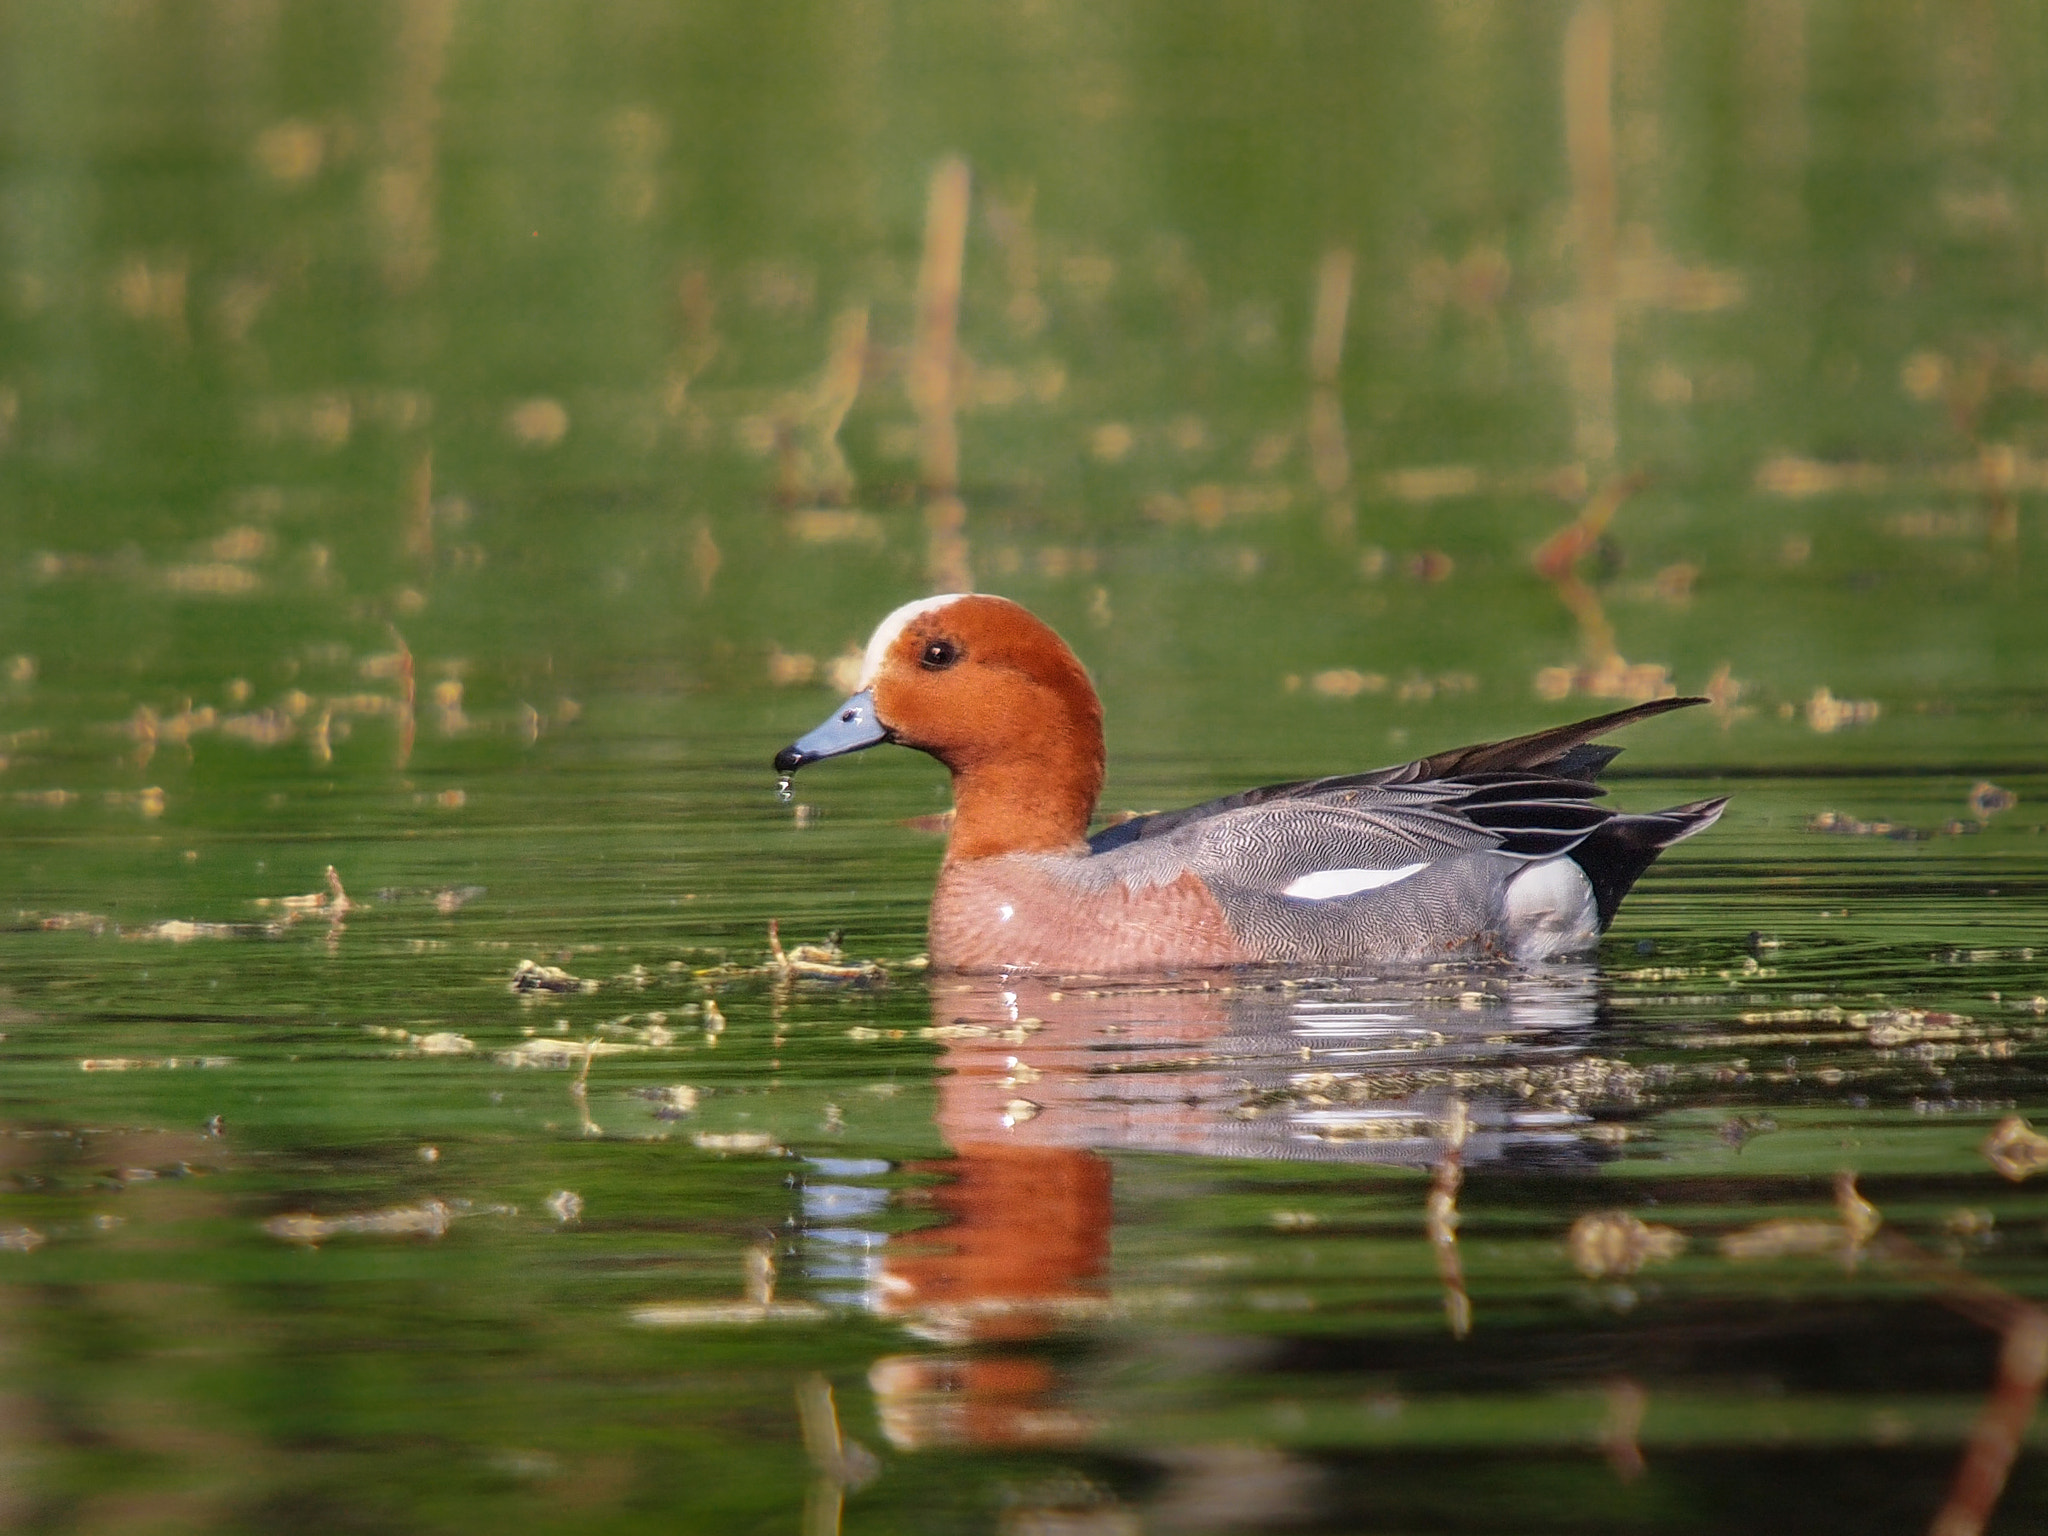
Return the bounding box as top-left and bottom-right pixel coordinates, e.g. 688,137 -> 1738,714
867,965 -> 1612,1456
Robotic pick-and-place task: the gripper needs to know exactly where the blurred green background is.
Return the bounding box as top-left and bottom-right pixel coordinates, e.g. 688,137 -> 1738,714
3,0 -> 2043,781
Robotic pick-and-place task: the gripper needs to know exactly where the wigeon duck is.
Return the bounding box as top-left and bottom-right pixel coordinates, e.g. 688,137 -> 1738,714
774,594 -> 1726,973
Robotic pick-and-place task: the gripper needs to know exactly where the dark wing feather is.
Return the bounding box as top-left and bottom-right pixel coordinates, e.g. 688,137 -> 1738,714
1364,697 -> 1706,783
1087,698 -> 1707,853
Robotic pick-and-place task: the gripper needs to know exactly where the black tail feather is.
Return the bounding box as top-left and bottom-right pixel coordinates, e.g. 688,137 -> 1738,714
1570,797 -> 1728,927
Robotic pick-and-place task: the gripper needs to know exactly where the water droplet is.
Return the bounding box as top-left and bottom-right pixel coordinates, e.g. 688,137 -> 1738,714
775,774 -> 794,804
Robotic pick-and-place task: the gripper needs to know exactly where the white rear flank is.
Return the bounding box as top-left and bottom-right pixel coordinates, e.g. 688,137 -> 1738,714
1503,856 -> 1600,960
858,593 -> 969,687
1281,863 -> 1429,900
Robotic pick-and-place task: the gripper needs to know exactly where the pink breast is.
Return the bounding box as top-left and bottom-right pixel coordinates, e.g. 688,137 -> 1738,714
930,859 -> 1252,973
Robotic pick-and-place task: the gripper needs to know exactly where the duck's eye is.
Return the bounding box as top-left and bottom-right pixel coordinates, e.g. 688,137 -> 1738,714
920,639 -> 960,671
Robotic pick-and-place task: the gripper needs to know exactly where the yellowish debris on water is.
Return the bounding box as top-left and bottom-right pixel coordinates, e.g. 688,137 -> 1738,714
788,510 -> 884,546
494,1037 -> 644,1070
252,119 -> 325,185
125,920 -> 247,942
509,959 -> 593,995
1722,1173 -> 1882,1260
1943,1208 -> 1996,1239
162,562 -> 263,596
630,1299 -> 830,1327
219,708 -> 295,747
544,1190 -> 583,1224
767,920 -> 884,981
1568,1212 -> 1687,1278
1533,658 -> 1677,704
505,397 -> 569,448
1984,1117 -> 2048,1182
1849,1008 -> 1970,1045
81,1055 -> 232,1072
1738,1005 -> 1848,1026
1754,455 -> 1892,498
823,646 -> 864,694
28,911 -> 109,934
1722,1218 -> 1846,1261
1806,687 -> 1881,733
1142,482 -> 1292,528
256,864 -> 352,917
264,1199 -> 476,1246
1836,1172 -> 1881,1244
766,647 -> 816,686
1807,809 -> 1920,839
1309,669 -> 1386,699
631,1243 -> 827,1327
691,1131 -> 782,1155
1089,421 -> 1134,462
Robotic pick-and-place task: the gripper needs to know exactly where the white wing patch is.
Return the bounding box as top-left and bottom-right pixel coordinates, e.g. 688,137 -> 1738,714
859,593 -> 970,687
1281,863 -> 1429,900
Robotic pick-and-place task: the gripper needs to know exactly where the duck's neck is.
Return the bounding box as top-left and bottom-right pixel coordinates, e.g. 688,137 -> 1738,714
944,750 -> 1102,862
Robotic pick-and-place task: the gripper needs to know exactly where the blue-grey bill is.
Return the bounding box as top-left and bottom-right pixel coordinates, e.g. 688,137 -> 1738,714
774,689 -> 888,773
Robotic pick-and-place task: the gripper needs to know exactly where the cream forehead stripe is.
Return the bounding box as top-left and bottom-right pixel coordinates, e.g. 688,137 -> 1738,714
857,593 -> 969,688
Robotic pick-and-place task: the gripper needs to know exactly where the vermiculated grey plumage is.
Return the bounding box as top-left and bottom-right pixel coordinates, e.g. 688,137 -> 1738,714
1079,697 -> 1726,961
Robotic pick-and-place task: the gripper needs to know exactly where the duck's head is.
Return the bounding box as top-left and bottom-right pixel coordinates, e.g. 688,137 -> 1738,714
774,594 -> 1105,859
